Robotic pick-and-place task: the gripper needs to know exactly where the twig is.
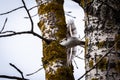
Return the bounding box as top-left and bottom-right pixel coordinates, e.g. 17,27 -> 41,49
75,55 -> 84,60
21,0 -> 34,32
24,13 -> 38,19
66,13 -> 76,18
28,4 -> 40,11
0,3 -> 39,16
26,67 -> 43,76
0,31 -> 16,34
78,42 -> 116,80
0,31 -> 52,44
0,18 -> 8,33
73,59 -> 78,69
0,75 -> 29,80
9,63 -> 24,79
0,6 -> 24,15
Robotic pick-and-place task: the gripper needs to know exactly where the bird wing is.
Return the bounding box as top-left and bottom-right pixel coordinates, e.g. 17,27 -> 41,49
66,20 -> 77,38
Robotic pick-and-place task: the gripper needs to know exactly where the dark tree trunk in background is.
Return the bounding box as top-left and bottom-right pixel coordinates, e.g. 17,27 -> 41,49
78,0 -> 120,80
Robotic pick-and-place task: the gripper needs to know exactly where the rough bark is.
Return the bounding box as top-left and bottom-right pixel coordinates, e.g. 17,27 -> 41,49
36,0 -> 74,80
79,0 -> 120,80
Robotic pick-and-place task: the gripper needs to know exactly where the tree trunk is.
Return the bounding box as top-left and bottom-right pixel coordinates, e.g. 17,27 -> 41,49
36,0 -> 74,80
80,0 -> 120,80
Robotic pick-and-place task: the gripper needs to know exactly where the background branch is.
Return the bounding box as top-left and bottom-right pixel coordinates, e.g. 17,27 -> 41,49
0,6 -> 24,15
26,67 -> 43,76
0,75 -> 29,80
9,63 -> 24,79
0,18 -> 8,33
0,31 -> 52,44
22,0 -> 34,32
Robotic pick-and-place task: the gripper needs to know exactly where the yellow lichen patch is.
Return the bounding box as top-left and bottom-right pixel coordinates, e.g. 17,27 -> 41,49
81,0 -> 85,8
89,59 -> 94,68
46,66 -> 74,80
96,57 -> 108,71
91,78 -> 98,80
42,41 -> 67,68
80,0 -> 92,8
115,60 -> 120,72
55,25 -> 67,40
115,34 -> 120,51
85,38 -> 89,55
38,21 -> 46,32
97,41 -> 105,49
38,2 -> 63,15
53,0 -> 64,4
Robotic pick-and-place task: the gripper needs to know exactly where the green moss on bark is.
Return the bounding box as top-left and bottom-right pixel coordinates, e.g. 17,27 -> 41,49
46,66 -> 74,80
42,41 -> 67,68
91,78 -> 98,80
115,34 -> 120,51
89,59 -> 94,68
96,57 -> 108,71
97,41 -> 105,49
37,0 -> 75,80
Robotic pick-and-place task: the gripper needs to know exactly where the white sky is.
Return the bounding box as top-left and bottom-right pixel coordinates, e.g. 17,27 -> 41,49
0,0 -> 85,80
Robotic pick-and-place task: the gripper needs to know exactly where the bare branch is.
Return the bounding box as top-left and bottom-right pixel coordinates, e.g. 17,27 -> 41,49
0,3 -> 39,16
0,6 -> 24,15
0,31 -> 52,44
10,63 -> 24,79
73,59 -> 78,69
0,18 -> 8,33
0,75 -> 29,80
26,67 -> 43,76
21,0 -> 34,32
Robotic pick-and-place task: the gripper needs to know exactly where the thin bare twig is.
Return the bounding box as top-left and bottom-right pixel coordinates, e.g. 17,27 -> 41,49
0,6 -> 24,15
0,18 -> 8,33
0,31 -> 16,34
75,55 -> 84,60
66,13 -> 76,18
24,13 -> 38,19
0,4 -> 39,16
73,59 -> 78,69
28,4 -> 40,11
26,67 -> 43,76
0,75 -> 29,80
22,0 -> 34,32
9,63 -> 24,79
0,31 -> 52,44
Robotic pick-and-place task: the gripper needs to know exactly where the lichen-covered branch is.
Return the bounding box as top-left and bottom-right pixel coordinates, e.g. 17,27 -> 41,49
36,0 -> 75,80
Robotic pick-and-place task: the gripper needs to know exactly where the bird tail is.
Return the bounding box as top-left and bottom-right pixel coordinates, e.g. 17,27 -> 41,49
67,48 -> 76,66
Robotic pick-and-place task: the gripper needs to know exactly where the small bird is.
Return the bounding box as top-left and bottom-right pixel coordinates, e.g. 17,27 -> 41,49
60,37 -> 85,48
72,0 -> 80,4
60,20 -> 85,66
